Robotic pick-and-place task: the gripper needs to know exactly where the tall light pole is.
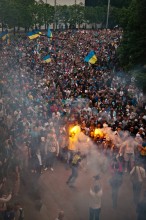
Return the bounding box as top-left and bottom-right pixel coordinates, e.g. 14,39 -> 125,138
106,0 -> 110,29
75,0 -> 77,28
54,0 -> 57,30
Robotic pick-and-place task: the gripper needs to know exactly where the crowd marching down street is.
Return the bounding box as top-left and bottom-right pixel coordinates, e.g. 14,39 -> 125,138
0,27 -> 146,220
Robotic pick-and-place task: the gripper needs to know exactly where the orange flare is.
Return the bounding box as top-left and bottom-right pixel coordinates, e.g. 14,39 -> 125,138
94,128 -> 104,138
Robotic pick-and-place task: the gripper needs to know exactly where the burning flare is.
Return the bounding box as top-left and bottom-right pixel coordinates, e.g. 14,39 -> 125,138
69,125 -> 81,136
94,128 -> 104,138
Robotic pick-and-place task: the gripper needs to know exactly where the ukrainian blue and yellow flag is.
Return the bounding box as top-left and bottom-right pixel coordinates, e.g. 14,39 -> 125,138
0,30 -> 9,41
47,28 -> 52,39
42,54 -> 51,63
84,51 -> 97,64
27,30 -> 41,40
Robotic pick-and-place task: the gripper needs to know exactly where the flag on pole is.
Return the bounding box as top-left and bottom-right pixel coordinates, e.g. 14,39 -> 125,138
47,28 -> 52,40
0,30 -> 9,41
42,54 -> 51,63
27,30 -> 41,40
0,30 -> 10,45
84,51 -> 97,64
6,35 -> 10,45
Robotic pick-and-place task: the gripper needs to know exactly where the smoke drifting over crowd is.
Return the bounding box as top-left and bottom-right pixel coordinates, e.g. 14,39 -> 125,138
0,28 -> 146,220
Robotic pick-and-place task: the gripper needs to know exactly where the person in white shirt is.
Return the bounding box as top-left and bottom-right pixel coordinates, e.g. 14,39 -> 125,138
119,141 -> 135,172
89,185 -> 103,220
44,133 -> 59,171
130,161 -> 146,204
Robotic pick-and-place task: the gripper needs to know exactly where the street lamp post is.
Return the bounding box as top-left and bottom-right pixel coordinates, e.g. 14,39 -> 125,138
75,0 -> 77,28
106,0 -> 110,29
54,0 -> 57,30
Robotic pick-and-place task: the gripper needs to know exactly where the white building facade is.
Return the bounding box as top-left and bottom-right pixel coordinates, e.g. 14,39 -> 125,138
36,0 -> 85,6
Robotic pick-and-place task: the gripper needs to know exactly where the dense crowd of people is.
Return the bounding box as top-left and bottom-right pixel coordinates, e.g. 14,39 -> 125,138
0,28 -> 146,220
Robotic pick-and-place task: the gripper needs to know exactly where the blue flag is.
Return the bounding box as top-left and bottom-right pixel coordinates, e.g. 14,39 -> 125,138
84,51 -> 97,64
42,54 -> 51,63
47,28 -> 52,39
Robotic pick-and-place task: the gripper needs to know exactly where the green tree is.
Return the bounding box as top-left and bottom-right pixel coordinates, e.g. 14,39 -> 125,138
119,0 -> 146,68
107,6 -> 130,28
84,7 -> 95,24
43,4 -> 54,30
75,4 -> 85,28
85,6 -> 106,28
118,7 -> 129,28
118,0 -> 146,93
34,1 -> 54,30
4,0 -> 22,34
18,0 -> 35,31
0,0 -> 9,31
85,0 -> 132,8
29,2 -> 39,28
94,6 -> 106,25
110,0 -> 132,8
0,0 -> 35,32
53,5 -> 70,29
68,4 -> 85,28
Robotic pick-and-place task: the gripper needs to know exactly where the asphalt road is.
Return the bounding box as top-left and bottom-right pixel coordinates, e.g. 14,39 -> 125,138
19,151 -> 146,220
31,159 -> 138,220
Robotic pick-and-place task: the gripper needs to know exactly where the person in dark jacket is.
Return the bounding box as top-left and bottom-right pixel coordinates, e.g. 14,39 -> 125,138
66,151 -> 82,187
109,158 -> 123,209
136,191 -> 146,220
14,202 -> 24,220
3,204 -> 15,220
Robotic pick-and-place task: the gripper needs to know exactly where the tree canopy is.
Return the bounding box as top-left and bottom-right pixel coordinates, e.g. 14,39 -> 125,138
118,0 -> 146,93
0,0 -> 133,31
118,0 -> 146,67
0,0 -> 145,91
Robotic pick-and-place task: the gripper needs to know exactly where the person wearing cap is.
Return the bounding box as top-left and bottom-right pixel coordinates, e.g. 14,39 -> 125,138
89,184 -> 103,220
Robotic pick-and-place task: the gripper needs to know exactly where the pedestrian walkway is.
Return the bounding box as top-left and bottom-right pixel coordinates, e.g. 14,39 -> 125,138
36,161 -> 137,220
